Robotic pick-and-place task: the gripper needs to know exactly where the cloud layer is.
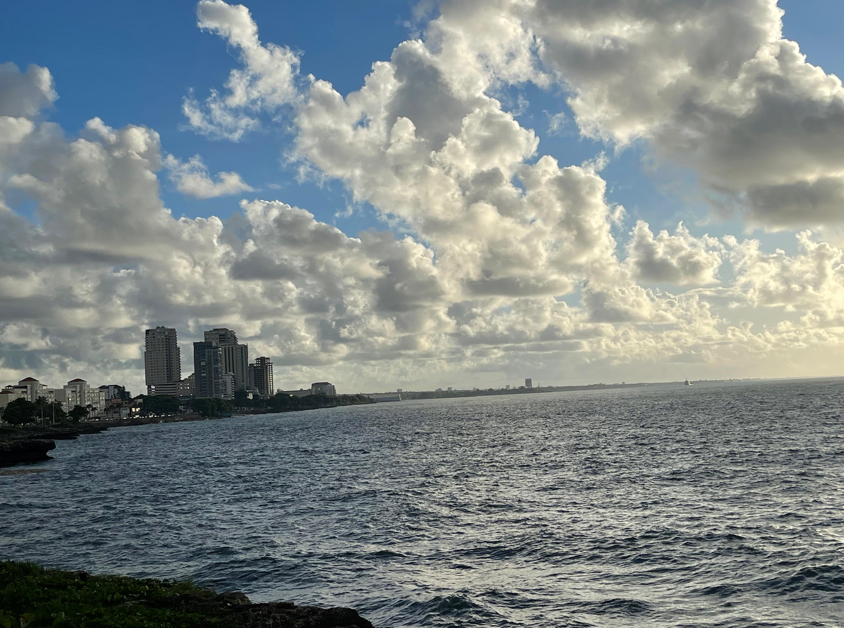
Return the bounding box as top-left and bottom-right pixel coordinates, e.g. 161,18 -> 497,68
3,1 -> 844,393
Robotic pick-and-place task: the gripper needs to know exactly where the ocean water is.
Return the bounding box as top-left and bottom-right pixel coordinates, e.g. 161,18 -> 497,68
2,379 -> 844,627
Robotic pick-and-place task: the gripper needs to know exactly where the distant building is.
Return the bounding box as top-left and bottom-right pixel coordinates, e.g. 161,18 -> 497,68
145,327 -> 181,396
99,384 -> 127,400
370,392 -> 402,402
525,378 -> 533,389
221,372 -> 235,400
311,382 -> 336,396
279,389 -> 312,398
16,377 -> 48,402
505,384 -> 510,390
0,388 -> 27,411
447,387 -> 453,392
62,379 -> 105,414
250,357 -> 274,399
193,341 -> 223,399
178,374 -> 195,397
204,328 -> 248,391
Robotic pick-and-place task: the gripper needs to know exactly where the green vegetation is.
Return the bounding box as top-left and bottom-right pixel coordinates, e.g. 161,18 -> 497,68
0,561 -> 224,627
67,405 -> 89,423
251,392 -> 372,413
139,395 -> 181,417
189,398 -> 232,417
1,399 -> 36,426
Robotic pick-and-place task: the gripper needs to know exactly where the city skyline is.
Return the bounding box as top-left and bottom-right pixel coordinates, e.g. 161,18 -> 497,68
4,1 -> 844,395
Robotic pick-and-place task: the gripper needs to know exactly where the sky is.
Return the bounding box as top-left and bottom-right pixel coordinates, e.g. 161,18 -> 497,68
2,0 -> 844,394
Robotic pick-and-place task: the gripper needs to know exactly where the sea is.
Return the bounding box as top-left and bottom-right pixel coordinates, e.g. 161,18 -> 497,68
2,379 -> 844,627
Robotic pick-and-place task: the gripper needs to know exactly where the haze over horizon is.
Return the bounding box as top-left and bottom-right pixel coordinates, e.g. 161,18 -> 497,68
3,0 -> 844,393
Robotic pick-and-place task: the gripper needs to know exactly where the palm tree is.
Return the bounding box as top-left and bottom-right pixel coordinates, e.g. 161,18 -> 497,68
34,396 -> 49,426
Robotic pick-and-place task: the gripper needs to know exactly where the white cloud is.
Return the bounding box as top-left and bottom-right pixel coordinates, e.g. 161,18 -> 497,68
626,221 -> 723,285
182,0 -> 302,140
8,2 -> 844,392
164,154 -> 255,198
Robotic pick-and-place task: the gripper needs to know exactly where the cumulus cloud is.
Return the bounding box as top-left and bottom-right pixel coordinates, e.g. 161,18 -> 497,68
416,1 -> 844,228
182,0 -> 302,140
164,154 -> 254,198
0,62 -> 57,118
626,221 -> 723,285
9,1 -> 844,392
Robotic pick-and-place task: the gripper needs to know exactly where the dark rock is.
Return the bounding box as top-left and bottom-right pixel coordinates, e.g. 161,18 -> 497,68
0,439 -> 56,466
152,592 -> 376,628
230,601 -> 375,628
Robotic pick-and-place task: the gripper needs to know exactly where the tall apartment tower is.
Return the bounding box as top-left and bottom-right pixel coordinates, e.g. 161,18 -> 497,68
204,328 -> 248,391
145,327 -> 181,396
193,341 -> 223,399
250,357 -> 274,398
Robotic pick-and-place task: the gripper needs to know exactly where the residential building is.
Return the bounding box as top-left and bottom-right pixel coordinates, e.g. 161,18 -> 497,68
193,341 -> 223,398
280,389 -> 312,398
63,379 -> 106,415
221,372 -> 235,400
311,382 -> 336,396
525,378 -> 533,389
0,388 -> 27,411
145,327 -> 181,396
178,374 -> 195,397
99,384 -> 128,401
250,357 -> 273,398
204,328 -> 248,391
16,377 -> 49,402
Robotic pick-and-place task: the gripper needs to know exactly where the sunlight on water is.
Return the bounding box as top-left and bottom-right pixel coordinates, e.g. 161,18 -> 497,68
3,379 -> 844,627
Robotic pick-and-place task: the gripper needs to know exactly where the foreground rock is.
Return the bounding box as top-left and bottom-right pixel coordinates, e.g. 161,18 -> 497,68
0,439 -> 56,466
154,591 -> 375,627
0,561 -> 379,628
0,424 -> 107,467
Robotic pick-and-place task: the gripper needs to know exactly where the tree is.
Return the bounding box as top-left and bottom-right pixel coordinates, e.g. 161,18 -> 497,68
141,395 -> 180,416
48,402 -> 67,422
2,399 -> 36,425
191,398 -> 232,417
68,405 -> 89,423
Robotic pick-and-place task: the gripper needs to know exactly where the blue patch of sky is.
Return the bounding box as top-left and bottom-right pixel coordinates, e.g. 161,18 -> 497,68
3,0 -> 844,256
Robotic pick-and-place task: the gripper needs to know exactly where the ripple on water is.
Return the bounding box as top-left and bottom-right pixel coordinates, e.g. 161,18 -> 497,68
2,380 -> 844,627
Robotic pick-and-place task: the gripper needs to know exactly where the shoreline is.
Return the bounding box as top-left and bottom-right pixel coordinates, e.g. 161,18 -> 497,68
0,401 -> 371,467
0,561 -> 377,628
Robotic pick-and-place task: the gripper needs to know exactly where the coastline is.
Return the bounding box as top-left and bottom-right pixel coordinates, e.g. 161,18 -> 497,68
0,561 -> 376,628
0,399 -> 373,468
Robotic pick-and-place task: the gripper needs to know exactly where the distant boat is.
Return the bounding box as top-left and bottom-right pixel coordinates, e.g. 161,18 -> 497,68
684,379 -> 693,386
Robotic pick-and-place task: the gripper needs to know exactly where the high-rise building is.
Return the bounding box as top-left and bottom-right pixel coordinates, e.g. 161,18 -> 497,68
145,327 -> 181,396
250,357 -> 274,398
193,341 -> 223,399
204,328 -> 248,391
525,378 -> 533,389
204,328 -> 238,346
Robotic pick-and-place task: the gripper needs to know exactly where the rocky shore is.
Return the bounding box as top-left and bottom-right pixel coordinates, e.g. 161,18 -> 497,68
0,424 -> 108,467
0,561 -> 378,627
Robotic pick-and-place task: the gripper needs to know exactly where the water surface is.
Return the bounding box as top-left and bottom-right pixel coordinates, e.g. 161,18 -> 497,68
3,379 -> 844,627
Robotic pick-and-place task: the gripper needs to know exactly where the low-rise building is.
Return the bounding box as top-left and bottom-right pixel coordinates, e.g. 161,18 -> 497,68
0,388 -> 27,411
279,389 -> 312,398
311,382 -> 336,396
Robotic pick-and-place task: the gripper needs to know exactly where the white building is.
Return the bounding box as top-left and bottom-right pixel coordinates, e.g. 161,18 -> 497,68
0,388 -> 27,411
311,382 -> 336,396
221,372 -> 235,400
62,379 -> 106,415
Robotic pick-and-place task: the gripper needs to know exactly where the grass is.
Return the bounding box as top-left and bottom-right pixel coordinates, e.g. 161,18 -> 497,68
0,562 -> 227,627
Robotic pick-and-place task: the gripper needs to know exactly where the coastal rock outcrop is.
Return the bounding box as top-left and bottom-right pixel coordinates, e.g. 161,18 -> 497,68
0,439 -> 56,466
153,591 -> 376,627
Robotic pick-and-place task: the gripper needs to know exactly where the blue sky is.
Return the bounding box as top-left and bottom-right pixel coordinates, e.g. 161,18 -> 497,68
4,0 -> 840,242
